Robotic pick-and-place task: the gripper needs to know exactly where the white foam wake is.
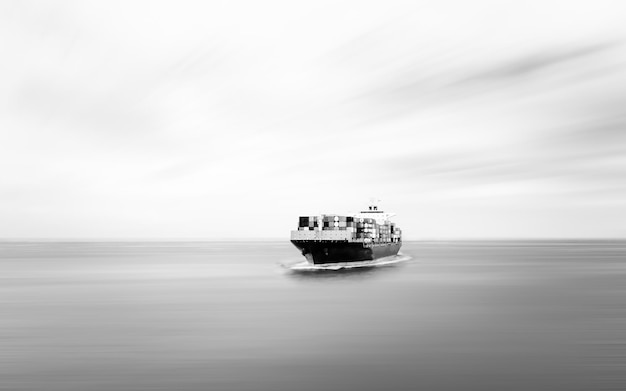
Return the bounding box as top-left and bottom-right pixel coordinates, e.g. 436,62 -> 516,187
286,253 -> 411,271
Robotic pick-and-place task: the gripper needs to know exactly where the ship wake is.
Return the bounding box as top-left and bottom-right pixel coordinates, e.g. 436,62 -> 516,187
285,253 -> 411,271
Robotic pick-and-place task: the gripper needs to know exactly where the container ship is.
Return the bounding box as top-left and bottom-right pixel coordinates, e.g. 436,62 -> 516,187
290,202 -> 402,265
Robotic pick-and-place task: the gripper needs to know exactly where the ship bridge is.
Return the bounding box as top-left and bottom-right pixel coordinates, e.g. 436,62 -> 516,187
353,201 -> 396,225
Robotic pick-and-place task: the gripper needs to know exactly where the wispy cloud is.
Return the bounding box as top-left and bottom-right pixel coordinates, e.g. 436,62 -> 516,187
1,0 -> 626,238
458,42 -> 618,83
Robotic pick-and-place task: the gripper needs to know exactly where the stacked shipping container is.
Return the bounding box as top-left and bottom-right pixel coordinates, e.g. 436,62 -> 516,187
297,215 -> 401,242
297,216 -> 318,230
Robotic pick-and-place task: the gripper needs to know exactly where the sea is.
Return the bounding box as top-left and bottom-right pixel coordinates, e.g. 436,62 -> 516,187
1,240 -> 625,391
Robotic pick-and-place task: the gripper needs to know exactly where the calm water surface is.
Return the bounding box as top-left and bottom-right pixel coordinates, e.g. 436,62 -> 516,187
1,240 -> 625,391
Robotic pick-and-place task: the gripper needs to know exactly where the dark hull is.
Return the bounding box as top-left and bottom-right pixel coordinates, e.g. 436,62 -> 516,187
291,240 -> 402,265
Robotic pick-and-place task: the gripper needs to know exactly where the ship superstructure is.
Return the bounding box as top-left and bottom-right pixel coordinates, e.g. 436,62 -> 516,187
290,202 -> 402,264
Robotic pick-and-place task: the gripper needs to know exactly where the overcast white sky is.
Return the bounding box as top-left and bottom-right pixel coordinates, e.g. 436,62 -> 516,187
1,0 -> 626,239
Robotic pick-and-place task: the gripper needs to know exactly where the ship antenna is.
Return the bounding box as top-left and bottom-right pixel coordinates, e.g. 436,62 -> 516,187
369,197 -> 381,211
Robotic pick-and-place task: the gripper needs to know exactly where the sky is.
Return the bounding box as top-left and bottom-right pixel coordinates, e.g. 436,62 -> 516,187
1,0 -> 625,239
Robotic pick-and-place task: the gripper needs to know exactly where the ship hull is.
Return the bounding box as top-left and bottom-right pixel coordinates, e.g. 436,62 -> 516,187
291,240 -> 402,265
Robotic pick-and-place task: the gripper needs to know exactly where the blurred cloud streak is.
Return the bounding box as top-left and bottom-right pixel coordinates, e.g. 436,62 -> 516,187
1,0 -> 625,238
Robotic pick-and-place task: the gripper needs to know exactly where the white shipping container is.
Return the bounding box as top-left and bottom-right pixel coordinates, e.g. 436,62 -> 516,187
291,230 -> 316,240
317,230 -> 353,240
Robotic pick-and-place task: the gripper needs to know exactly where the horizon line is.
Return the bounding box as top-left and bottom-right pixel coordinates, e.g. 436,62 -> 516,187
0,237 -> 624,242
